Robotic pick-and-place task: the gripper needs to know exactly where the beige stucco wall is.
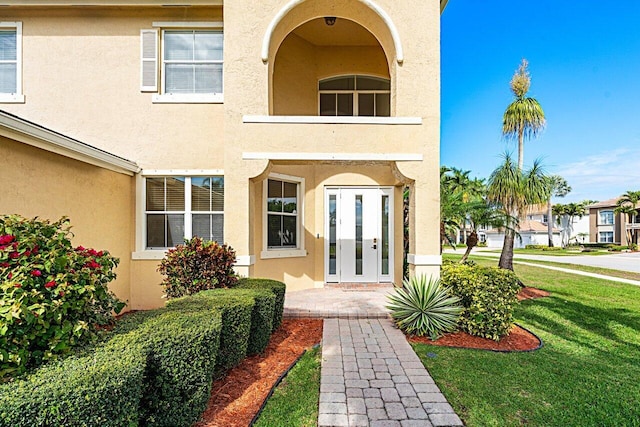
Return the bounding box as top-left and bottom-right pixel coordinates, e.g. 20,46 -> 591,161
0,136 -> 134,305
1,7 -> 224,171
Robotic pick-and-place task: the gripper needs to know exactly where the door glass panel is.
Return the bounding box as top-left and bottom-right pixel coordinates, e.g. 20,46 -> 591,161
375,93 -> 391,117
356,76 -> 390,90
337,93 -> 353,116
320,93 -> 336,116
381,195 -> 389,275
329,195 -> 337,275
358,93 -> 374,116
355,194 -> 363,275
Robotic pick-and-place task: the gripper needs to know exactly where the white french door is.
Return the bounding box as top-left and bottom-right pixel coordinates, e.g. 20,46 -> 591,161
325,187 -> 394,283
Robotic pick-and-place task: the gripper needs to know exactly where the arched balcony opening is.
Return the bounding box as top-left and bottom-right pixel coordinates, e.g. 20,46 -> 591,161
270,16 -> 392,116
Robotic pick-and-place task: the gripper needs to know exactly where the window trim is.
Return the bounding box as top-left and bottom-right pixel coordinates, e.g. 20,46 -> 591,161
151,21 -> 224,104
0,22 -> 24,103
261,173 -> 306,259
133,170 -> 224,259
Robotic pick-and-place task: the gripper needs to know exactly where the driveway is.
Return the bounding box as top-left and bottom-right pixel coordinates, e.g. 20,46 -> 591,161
460,249 -> 640,274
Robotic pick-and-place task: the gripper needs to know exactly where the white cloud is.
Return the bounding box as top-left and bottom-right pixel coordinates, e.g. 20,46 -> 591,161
551,148 -> 640,203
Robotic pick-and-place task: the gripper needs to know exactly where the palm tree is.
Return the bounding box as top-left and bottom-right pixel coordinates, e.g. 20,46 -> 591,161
614,190 -> 640,245
440,167 -> 464,253
545,175 -> 571,247
459,200 -> 505,263
502,59 -> 546,170
487,153 -> 548,271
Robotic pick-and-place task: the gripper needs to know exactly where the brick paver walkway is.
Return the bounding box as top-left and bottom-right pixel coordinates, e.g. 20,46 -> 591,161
319,318 -> 463,427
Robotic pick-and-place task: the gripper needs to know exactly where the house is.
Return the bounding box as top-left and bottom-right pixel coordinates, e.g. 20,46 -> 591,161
484,220 -> 562,249
0,0 -> 444,309
588,198 -> 640,245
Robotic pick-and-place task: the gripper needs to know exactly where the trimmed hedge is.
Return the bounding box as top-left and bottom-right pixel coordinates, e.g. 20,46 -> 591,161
166,290 -> 254,376
0,334 -> 146,427
441,262 -> 521,341
129,310 -> 222,427
235,278 -> 286,332
233,289 -> 275,355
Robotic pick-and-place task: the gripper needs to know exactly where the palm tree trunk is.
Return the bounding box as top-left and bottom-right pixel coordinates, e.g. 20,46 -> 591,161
518,127 -> 524,170
460,231 -> 478,263
547,199 -> 554,247
499,231 -> 515,271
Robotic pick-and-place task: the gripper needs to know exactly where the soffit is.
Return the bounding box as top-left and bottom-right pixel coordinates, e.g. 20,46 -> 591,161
292,18 -> 380,47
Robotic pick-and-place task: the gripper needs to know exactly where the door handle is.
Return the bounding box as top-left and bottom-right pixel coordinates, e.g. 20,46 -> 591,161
372,244 -> 377,249
372,238 -> 377,250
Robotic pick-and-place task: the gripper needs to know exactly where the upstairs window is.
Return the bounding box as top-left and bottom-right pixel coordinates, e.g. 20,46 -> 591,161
0,22 -> 23,103
319,75 -> 390,117
141,23 -> 223,103
163,30 -> 223,95
599,210 -> 614,225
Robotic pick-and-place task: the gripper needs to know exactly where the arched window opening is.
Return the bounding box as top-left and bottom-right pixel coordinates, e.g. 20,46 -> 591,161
319,75 -> 390,117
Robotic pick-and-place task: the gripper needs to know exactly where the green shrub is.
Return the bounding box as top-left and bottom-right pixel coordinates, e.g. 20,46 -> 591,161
541,246 -> 563,251
231,289 -> 275,355
158,237 -> 238,299
235,277 -> 286,332
386,275 -> 462,339
607,245 -> 629,252
524,244 -> 546,250
133,310 -> 222,427
441,263 -> 520,341
0,214 -> 124,378
166,290 -> 253,376
0,334 -> 146,427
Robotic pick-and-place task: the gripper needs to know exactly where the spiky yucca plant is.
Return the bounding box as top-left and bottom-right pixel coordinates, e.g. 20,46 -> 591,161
386,275 -> 462,340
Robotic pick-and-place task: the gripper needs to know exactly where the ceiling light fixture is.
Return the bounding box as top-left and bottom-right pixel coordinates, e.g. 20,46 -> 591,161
324,16 -> 337,26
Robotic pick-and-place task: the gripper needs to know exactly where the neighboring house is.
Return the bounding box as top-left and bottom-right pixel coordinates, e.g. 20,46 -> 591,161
485,220 -> 562,249
0,0 -> 444,309
588,198 -> 640,245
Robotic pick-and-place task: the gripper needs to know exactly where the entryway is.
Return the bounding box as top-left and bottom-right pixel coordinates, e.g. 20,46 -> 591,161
325,187 -> 394,283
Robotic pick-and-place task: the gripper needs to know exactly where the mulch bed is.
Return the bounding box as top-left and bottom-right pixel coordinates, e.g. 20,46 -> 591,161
194,318 -> 323,427
518,286 -> 550,301
408,286 -> 548,352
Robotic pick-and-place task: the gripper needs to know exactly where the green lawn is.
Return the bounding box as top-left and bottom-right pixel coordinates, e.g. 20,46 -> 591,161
416,256 -> 640,427
254,346 -> 321,427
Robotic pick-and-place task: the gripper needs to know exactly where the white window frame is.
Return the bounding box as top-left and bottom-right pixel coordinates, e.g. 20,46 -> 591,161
599,231 -> 614,243
261,173 -> 306,259
0,22 -> 24,103
318,74 -> 390,117
150,21 -> 224,104
599,210 -> 614,225
133,170 -> 224,259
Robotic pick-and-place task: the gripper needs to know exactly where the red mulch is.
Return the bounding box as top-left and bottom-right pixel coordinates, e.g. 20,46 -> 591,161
518,286 -> 550,301
194,319 -> 323,427
408,324 -> 540,351
407,287 -> 548,352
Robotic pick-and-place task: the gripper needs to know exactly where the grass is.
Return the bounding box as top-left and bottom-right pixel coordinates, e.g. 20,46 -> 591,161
254,346 -> 321,427
416,255 -> 640,427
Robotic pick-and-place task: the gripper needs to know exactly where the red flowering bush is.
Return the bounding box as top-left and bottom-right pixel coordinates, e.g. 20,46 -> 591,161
0,215 -> 124,378
158,237 -> 238,299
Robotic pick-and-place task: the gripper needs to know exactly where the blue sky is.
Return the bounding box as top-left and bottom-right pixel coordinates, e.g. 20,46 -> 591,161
440,1 -> 640,203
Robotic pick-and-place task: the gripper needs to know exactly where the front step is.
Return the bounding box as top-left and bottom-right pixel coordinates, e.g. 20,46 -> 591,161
324,282 -> 395,290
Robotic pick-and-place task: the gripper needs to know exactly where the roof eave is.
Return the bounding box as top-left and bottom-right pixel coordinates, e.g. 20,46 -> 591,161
0,111 -> 140,176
